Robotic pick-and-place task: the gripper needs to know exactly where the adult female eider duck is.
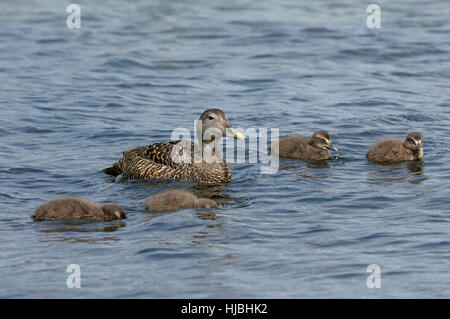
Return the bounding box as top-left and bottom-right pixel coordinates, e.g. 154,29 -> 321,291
272,130 -> 338,160
145,190 -> 217,212
103,109 -> 244,183
367,132 -> 423,163
33,198 -> 126,221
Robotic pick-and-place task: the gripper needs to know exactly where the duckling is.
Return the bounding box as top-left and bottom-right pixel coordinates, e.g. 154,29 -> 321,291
32,198 -> 126,221
103,109 -> 244,184
367,132 -> 423,163
272,130 -> 338,160
145,190 -> 217,212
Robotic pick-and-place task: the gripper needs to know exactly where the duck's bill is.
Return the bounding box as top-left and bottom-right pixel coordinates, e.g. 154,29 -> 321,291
328,145 -> 338,152
228,128 -> 245,140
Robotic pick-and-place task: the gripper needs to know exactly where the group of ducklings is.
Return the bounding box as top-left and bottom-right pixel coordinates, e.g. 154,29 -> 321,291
275,130 -> 423,162
33,109 -> 424,222
33,190 -> 216,221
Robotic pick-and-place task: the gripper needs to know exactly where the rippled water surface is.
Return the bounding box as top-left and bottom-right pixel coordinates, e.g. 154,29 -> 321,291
1,0 -> 449,298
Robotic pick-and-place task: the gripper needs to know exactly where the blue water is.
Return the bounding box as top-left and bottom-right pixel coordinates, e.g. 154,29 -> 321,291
0,0 -> 449,298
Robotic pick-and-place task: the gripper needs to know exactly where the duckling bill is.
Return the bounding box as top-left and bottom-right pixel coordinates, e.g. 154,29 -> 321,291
367,132 -> 423,163
272,130 -> 338,160
33,198 -> 126,221
103,109 -> 244,184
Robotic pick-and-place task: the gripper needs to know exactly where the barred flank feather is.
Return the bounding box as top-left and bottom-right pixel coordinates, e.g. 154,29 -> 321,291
103,140 -> 232,184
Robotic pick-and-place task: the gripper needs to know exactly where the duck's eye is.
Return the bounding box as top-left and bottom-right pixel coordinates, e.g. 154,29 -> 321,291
208,116 -> 214,120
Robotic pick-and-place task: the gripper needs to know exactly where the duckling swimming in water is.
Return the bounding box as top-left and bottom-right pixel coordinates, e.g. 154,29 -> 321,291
272,130 -> 338,160
33,198 -> 126,221
367,132 -> 423,163
145,190 -> 217,212
103,109 -> 244,184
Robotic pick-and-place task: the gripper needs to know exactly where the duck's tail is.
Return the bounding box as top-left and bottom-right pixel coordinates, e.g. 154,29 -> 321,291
103,166 -> 122,176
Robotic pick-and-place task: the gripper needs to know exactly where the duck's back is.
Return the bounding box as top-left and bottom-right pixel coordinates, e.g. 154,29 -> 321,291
146,190 -> 197,212
105,140 -> 232,183
367,139 -> 412,163
276,136 -> 329,160
146,190 -> 217,212
276,136 -> 306,157
33,198 -> 103,221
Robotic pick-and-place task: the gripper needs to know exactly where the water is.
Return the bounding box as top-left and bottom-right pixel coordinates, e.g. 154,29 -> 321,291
0,0 -> 449,298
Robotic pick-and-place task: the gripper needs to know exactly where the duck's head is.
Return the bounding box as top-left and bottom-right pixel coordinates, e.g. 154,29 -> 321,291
310,130 -> 338,151
196,198 -> 218,208
101,203 -> 127,220
404,132 -> 423,151
196,109 -> 244,143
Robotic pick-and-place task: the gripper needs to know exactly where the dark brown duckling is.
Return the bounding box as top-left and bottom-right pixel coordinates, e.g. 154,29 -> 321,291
145,190 -> 217,212
272,130 -> 338,160
367,132 -> 423,163
32,198 -> 126,221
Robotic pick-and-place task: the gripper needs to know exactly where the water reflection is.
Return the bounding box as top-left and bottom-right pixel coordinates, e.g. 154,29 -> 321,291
145,200 -> 223,223
305,160 -> 330,169
191,184 -> 235,206
368,160 -> 427,184
279,161 -> 331,179
196,211 -> 222,222
407,161 -> 425,173
39,235 -> 122,244
35,219 -> 126,243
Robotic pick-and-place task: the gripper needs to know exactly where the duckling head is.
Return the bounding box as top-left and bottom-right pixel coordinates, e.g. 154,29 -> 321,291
311,130 -> 338,151
100,203 -> 127,220
196,109 -> 244,143
404,132 -> 423,151
196,198 -> 218,208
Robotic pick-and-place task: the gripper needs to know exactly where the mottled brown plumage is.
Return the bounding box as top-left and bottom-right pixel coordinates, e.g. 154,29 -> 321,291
367,132 -> 423,163
272,130 -> 338,160
33,198 -> 126,221
145,190 -> 217,212
103,109 -> 244,184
